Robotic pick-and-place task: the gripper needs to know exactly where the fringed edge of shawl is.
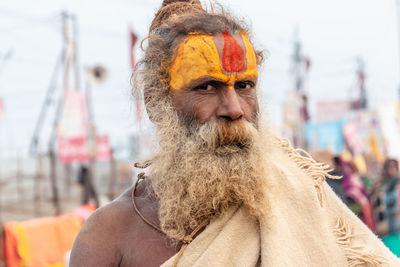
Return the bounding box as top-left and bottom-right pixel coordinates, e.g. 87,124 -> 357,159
333,216 -> 387,267
276,137 -> 340,207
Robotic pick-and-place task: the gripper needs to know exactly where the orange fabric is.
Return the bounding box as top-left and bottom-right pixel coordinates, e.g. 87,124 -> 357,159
3,223 -> 22,267
369,131 -> 384,164
2,205 -> 95,267
21,215 -> 81,266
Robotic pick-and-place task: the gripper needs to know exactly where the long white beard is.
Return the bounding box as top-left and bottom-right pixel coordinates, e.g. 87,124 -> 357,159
147,111 -> 271,241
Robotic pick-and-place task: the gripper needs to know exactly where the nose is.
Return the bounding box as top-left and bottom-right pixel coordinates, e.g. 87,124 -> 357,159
216,88 -> 244,121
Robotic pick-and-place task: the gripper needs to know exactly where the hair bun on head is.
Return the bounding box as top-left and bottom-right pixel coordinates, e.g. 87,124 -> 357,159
162,0 -> 202,7
150,0 -> 204,32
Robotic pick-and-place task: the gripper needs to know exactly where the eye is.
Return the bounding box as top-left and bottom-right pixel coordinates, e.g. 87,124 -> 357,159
235,81 -> 254,90
194,83 -> 215,91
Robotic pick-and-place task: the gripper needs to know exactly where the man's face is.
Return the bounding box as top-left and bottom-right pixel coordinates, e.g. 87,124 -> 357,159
168,32 -> 259,125
149,32 -> 268,240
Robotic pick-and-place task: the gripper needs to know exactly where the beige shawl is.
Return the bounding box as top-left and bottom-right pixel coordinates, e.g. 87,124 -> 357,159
162,139 -> 400,267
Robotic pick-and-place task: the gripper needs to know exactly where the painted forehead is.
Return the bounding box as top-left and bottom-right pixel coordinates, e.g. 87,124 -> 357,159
169,31 -> 258,90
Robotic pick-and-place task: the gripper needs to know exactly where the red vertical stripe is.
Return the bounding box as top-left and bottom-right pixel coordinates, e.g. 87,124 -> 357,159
222,32 -> 245,73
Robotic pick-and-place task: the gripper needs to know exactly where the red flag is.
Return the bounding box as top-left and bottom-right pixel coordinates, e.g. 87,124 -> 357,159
130,28 -> 138,69
57,90 -> 89,164
96,135 -> 111,161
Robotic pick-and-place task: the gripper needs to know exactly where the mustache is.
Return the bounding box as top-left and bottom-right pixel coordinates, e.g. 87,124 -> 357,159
196,119 -> 257,150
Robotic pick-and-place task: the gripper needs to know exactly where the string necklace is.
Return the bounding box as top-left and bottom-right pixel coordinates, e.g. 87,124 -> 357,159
131,172 -> 209,267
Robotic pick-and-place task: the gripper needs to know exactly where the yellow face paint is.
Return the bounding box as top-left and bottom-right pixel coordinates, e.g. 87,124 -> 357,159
169,31 -> 258,90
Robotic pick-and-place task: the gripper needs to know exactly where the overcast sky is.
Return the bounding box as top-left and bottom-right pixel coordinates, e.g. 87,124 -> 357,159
0,0 -> 399,157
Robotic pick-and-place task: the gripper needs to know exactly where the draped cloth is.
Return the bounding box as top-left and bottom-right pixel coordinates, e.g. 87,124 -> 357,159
2,204 -> 95,267
162,139 -> 400,267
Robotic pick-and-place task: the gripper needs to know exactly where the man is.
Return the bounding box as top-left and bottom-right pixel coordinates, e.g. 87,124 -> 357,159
70,0 -> 400,266
77,164 -> 99,208
375,159 -> 400,236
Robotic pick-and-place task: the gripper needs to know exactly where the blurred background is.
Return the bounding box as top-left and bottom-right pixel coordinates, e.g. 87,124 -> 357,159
1,0 -> 400,265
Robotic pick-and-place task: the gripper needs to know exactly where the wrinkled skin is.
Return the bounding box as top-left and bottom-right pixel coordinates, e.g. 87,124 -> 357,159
69,33 -> 258,266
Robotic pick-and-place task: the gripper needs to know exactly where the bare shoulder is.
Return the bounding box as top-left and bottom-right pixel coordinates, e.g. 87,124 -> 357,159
70,179 -> 178,267
69,188 -> 137,266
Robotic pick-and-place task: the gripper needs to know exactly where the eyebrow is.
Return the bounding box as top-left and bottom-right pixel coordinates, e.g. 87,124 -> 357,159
184,75 -> 258,90
184,76 -> 225,89
235,77 -> 258,83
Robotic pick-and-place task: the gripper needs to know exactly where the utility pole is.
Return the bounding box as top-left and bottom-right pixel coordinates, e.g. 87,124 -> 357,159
31,11 -> 101,213
396,0 -> 400,100
358,58 -> 367,109
289,28 -> 310,148
292,29 -> 303,92
47,11 -> 72,215
29,11 -> 80,215
0,49 -> 13,184
353,58 -> 367,110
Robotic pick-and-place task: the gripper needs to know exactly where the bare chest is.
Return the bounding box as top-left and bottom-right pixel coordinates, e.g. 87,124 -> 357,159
118,228 -> 180,267
119,181 -> 180,267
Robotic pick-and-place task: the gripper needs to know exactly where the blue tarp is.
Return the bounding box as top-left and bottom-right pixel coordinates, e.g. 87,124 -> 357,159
382,233 -> 400,257
306,120 -> 345,154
